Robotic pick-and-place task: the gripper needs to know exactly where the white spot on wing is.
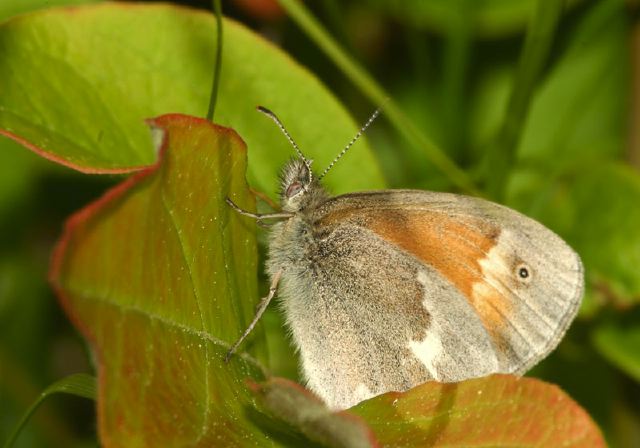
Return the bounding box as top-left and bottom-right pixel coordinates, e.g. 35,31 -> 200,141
409,331 -> 443,381
408,271 -> 443,381
475,235 -> 512,295
354,383 -> 374,404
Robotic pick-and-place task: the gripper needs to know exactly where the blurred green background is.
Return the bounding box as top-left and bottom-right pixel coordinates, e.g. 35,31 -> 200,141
1,0 -> 639,446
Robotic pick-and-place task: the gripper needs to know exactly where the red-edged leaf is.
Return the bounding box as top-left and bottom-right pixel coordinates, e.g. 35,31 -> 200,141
248,375 -> 605,447
350,374 -> 605,447
50,114 -> 272,446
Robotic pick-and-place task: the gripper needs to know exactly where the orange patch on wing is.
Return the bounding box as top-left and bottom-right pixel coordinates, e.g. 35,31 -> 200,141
321,207 -> 512,335
374,210 -> 512,335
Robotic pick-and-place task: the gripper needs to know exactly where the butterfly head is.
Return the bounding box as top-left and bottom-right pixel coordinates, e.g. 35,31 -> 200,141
257,104 -> 381,213
279,158 -> 326,212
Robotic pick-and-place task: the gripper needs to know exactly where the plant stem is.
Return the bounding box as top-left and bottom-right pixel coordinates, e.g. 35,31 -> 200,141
206,0 -> 223,122
2,374 -> 96,448
627,8 -> 640,168
441,0 -> 473,160
486,0 -> 564,200
0,346 -> 78,447
276,0 -> 479,195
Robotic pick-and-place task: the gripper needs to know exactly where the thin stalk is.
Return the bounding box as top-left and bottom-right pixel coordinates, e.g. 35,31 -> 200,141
486,0 -> 564,200
276,0 -> 479,195
3,374 -> 96,448
628,11 -> 640,168
206,0 -> 223,122
441,0 -> 473,159
320,0 -> 356,56
0,347 -> 78,447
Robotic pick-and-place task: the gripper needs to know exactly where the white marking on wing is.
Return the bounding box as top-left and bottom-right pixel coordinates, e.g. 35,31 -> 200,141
474,232 -> 555,331
354,383 -> 374,404
408,330 -> 443,381
408,271 -> 443,381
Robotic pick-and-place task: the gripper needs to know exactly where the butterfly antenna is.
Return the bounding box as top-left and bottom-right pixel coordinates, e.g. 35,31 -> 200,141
318,107 -> 381,180
257,106 -> 313,178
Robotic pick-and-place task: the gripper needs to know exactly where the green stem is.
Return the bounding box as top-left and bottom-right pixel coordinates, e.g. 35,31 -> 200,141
276,0 -> 479,195
486,0 -> 564,200
441,0 -> 473,160
206,0 -> 223,122
320,0 -> 356,56
3,374 -> 96,448
0,346 -> 78,447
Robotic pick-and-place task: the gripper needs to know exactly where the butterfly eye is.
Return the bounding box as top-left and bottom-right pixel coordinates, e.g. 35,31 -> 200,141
516,263 -> 532,283
286,181 -> 304,198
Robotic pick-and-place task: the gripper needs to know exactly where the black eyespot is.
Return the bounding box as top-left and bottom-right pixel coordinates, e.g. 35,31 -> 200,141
515,263 -> 532,284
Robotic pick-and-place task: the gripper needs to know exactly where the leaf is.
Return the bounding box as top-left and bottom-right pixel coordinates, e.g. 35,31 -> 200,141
0,2 -> 384,195
530,330 -> 619,435
0,138 -> 40,220
0,0 -> 97,21
3,373 -> 96,448
469,0 -> 627,170
350,374 -> 605,447
249,375 -> 605,447
568,163 -> 640,308
593,311 -> 640,383
50,114 -> 271,446
516,0 -> 628,169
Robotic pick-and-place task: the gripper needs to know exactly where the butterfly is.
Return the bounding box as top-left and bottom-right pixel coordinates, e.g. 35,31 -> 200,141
226,106 -> 584,410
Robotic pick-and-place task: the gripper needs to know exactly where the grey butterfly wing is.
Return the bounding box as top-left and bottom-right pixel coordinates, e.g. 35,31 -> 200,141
271,190 -> 583,409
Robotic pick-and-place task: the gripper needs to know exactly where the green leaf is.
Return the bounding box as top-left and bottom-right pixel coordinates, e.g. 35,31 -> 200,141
0,138 -> 40,219
470,0 -> 627,172
2,373 -> 96,448
50,115 -> 269,446
593,311 -> 640,384
0,0 -> 97,22
0,3 -> 384,195
350,374 -> 605,447
569,164 -> 640,308
517,0 -> 628,169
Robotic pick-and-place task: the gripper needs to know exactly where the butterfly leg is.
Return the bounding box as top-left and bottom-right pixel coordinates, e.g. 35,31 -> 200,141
226,198 -> 292,221
225,269 -> 283,362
